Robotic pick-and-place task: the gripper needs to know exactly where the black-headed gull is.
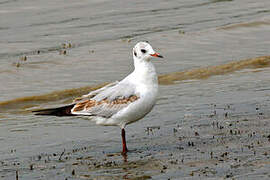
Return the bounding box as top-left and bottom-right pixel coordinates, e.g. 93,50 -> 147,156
34,41 -> 163,154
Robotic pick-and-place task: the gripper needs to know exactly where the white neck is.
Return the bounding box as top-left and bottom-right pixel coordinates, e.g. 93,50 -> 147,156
131,56 -> 158,85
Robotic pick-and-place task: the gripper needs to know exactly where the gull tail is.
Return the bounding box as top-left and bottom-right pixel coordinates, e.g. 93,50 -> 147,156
33,104 -> 75,116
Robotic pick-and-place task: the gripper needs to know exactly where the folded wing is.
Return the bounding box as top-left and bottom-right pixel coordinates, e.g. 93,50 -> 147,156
71,82 -> 139,118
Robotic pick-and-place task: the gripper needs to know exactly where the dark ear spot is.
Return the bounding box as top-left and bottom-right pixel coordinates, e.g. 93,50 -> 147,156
134,51 -> 137,57
141,49 -> 146,53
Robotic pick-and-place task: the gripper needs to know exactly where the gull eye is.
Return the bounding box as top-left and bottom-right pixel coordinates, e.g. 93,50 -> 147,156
141,49 -> 146,53
134,51 -> 137,57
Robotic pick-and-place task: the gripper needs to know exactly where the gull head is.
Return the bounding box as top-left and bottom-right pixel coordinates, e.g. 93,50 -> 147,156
133,41 -> 163,62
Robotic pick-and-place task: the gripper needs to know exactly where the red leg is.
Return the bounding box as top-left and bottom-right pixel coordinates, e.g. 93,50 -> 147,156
121,128 -> 128,154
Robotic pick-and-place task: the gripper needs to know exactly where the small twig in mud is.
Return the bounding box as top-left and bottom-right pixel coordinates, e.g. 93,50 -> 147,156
59,50 -> 67,55
145,126 -> 160,135
188,141 -> 194,146
30,164 -> 33,170
16,62 -> 20,68
20,56 -> 27,61
72,169 -> 75,175
210,151 -> 213,159
59,149 -> 65,161
16,170 -> 18,180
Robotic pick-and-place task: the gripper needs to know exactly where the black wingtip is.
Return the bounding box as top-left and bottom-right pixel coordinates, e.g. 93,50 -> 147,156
33,104 -> 75,117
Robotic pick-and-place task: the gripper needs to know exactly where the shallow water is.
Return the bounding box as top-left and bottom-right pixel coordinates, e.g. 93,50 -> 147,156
1,0 -> 270,179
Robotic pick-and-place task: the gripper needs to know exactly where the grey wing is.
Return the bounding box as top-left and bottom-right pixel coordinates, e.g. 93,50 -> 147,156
92,82 -> 137,101
73,81 -> 119,103
71,82 -> 139,118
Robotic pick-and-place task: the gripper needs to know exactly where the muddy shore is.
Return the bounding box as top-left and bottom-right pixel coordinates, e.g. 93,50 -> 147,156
1,102 -> 270,179
1,0 -> 270,179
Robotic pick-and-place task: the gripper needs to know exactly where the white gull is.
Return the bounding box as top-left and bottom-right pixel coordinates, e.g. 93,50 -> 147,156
34,41 -> 163,154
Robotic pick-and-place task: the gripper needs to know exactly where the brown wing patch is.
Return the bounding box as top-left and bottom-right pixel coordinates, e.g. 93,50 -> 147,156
129,95 -> 138,102
97,98 -> 109,105
72,100 -> 89,112
109,95 -> 138,106
72,95 -> 139,113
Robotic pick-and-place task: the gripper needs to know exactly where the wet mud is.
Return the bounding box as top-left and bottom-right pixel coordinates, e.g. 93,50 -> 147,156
1,103 -> 270,179
1,56 -> 270,179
